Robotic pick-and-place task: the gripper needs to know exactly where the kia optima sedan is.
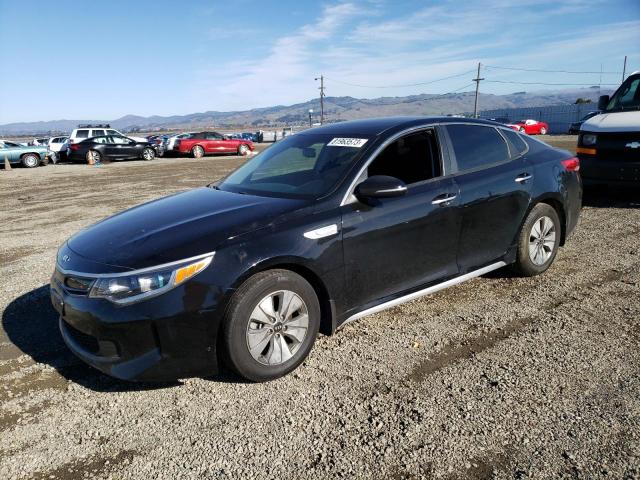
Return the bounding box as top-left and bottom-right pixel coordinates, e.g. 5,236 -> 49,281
51,117 -> 582,382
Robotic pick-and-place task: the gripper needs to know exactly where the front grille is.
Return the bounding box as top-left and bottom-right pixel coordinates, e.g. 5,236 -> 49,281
63,321 -> 119,358
64,321 -> 100,354
594,132 -> 640,162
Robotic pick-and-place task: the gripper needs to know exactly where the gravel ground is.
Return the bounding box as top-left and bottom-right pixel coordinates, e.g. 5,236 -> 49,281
1,137 -> 639,479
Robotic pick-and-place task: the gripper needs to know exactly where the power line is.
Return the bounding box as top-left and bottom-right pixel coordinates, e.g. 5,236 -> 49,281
485,80 -> 619,86
484,65 -> 622,75
324,69 -> 475,89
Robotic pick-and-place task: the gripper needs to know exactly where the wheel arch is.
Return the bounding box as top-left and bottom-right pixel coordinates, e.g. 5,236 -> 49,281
20,151 -> 42,160
231,257 -> 336,336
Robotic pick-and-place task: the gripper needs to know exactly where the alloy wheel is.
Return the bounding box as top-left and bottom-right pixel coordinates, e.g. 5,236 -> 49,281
528,216 -> 556,266
23,155 -> 38,167
246,290 -> 309,366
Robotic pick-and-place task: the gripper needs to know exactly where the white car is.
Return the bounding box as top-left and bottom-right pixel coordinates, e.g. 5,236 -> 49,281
68,124 -> 147,144
47,136 -> 69,163
165,132 -> 195,151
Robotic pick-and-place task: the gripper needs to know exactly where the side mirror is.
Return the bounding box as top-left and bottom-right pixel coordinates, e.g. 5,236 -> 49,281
355,175 -> 407,201
597,95 -> 610,111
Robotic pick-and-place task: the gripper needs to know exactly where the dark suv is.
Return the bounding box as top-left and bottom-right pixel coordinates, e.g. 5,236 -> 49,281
51,117 -> 582,382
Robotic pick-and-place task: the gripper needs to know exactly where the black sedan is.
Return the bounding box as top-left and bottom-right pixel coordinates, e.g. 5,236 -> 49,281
51,117 -> 582,382
68,135 -> 163,163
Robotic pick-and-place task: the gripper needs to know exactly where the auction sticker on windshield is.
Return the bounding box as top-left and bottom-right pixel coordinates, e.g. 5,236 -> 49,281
327,138 -> 368,148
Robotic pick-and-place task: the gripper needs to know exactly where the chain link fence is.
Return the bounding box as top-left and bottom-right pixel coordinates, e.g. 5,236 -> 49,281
480,103 -> 599,134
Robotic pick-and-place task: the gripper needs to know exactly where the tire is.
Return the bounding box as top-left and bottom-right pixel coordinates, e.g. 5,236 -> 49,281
511,203 -> 561,277
142,148 -> 155,161
192,145 -> 204,158
21,153 -> 40,168
540,127 -> 547,135
222,269 -> 320,382
519,127 -> 526,134
86,150 -> 101,164
238,144 -> 250,156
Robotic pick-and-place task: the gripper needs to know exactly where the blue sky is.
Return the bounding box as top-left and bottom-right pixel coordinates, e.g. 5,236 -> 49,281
0,0 -> 638,123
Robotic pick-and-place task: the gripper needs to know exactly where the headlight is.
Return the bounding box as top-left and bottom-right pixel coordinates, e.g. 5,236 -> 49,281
89,254 -> 213,305
582,134 -> 597,146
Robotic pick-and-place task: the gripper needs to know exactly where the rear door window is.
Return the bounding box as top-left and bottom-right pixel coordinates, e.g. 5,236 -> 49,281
92,130 -> 106,137
446,124 -> 511,172
76,130 -> 89,139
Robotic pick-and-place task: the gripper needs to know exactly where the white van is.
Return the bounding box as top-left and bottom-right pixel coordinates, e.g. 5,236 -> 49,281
578,71 -> 640,185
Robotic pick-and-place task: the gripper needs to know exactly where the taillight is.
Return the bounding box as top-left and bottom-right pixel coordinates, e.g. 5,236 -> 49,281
70,144 -> 80,151
561,157 -> 580,172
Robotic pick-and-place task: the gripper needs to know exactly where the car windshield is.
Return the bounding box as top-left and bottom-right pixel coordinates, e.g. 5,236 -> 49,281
218,133 -> 371,199
606,75 -> 640,112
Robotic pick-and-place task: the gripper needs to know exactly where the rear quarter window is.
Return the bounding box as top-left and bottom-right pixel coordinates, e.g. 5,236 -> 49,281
446,124 -> 511,172
76,130 -> 89,139
499,129 -> 528,157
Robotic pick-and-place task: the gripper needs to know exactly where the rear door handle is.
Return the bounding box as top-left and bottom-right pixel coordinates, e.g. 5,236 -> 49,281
515,173 -> 533,183
431,193 -> 457,205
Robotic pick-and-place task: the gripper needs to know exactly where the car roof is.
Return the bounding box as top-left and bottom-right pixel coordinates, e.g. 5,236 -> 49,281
300,116 -> 504,136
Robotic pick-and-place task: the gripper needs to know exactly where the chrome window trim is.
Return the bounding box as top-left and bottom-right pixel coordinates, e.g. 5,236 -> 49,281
340,261 -> 506,328
56,251 -> 216,278
340,124 -> 444,206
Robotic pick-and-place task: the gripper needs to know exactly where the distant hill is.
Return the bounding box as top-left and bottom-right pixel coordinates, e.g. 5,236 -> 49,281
0,86 -> 612,135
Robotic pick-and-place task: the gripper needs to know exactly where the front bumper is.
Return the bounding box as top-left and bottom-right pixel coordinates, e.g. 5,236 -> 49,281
579,154 -> 640,185
50,272 -> 223,381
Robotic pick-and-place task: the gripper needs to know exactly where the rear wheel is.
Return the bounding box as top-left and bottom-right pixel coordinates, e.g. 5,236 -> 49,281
519,127 -> 526,134
86,150 -> 101,164
222,269 -> 320,382
238,144 -> 250,156
511,203 -> 561,277
192,145 -> 204,158
21,153 -> 40,168
142,147 -> 155,161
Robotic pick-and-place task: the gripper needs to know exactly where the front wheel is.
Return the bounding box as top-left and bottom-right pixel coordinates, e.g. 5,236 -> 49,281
510,204 -> 561,277
22,154 -> 40,168
519,127 -> 526,134
539,127 -> 547,135
142,147 -> 155,161
222,270 -> 320,382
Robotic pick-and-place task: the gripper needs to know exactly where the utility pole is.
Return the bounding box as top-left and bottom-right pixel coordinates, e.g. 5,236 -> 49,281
622,55 -> 627,82
315,75 -> 325,124
472,62 -> 484,118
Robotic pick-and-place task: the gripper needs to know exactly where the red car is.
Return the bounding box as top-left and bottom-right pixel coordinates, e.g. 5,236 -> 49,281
174,131 -> 254,158
507,119 -> 549,135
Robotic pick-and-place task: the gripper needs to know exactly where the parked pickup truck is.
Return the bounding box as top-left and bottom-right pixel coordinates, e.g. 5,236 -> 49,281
174,131 -> 254,158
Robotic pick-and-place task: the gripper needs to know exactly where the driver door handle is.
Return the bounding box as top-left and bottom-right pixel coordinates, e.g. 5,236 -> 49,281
431,193 -> 457,205
515,173 -> 533,183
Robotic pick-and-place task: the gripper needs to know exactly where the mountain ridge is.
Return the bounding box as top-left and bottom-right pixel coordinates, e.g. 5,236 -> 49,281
0,87 -> 610,135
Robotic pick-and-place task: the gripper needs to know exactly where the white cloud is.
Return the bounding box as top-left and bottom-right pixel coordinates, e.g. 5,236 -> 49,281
184,1 -> 640,113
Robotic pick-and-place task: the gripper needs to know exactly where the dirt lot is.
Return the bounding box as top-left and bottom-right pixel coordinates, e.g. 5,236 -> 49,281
1,136 -> 639,479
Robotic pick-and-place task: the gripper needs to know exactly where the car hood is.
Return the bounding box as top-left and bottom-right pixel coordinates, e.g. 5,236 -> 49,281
581,111 -> 640,132
66,187 -> 306,271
